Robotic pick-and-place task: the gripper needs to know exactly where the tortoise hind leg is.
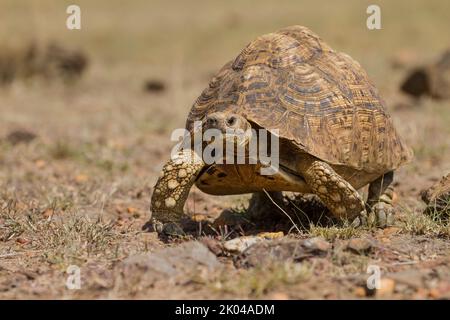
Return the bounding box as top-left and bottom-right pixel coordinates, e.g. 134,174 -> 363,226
301,160 -> 368,226
248,191 -> 284,221
367,171 -> 395,228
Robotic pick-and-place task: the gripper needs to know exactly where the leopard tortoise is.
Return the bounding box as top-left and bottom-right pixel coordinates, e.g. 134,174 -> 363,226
150,25 -> 413,233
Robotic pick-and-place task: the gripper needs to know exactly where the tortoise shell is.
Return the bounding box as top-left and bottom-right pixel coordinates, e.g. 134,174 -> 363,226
186,25 -> 413,173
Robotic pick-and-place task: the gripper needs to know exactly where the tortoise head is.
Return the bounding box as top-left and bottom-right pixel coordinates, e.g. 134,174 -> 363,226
202,111 -> 253,149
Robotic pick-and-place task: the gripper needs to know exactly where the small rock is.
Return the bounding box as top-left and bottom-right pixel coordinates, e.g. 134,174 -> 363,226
16,237 -> 29,245
126,207 -> 138,214
234,237 -> 330,268
42,209 -> 54,219
35,160 -> 46,169
6,129 -> 37,145
200,237 -> 224,256
0,41 -> 87,86
400,67 -> 430,98
143,79 -> 166,93
346,238 -> 374,254
222,232 -> 285,254
354,286 -> 367,297
223,236 -> 265,253
428,288 -> 441,299
117,241 -> 221,288
382,227 -> 401,236
400,49 -> 450,100
389,270 -> 424,289
412,288 -> 430,299
74,174 -> 89,184
257,232 -> 284,239
302,237 -> 331,252
375,278 -> 396,298
45,42 -> 88,80
268,292 -> 289,300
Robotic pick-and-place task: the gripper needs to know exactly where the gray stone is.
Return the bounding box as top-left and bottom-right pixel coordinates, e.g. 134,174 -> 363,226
117,241 -> 221,288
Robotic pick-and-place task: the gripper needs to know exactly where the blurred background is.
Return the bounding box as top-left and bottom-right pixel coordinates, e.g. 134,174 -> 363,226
1,0 -> 449,135
0,0 -> 449,300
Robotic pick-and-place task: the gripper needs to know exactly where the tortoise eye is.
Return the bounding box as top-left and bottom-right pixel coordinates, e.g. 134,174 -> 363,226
206,116 -> 218,127
227,116 -> 237,126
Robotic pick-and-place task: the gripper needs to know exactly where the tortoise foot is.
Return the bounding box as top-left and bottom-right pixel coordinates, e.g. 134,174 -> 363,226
351,209 -> 369,228
149,219 -> 185,237
368,202 -> 395,228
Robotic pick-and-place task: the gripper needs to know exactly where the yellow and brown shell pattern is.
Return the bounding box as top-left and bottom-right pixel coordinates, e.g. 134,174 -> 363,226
186,25 -> 413,173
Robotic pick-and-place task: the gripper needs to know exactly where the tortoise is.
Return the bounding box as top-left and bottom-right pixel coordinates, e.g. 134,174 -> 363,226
150,25 -> 413,233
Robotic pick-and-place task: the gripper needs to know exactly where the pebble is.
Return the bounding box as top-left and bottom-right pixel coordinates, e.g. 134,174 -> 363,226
347,238 -> 374,254
375,278 -> 396,298
302,237 -> 331,252
223,236 -> 265,253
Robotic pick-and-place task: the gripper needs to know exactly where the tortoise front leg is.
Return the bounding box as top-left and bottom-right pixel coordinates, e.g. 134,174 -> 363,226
367,171 -> 395,227
150,149 -> 205,234
301,160 -> 368,226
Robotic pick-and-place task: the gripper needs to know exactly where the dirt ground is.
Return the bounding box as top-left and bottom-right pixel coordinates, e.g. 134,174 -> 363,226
0,0 -> 449,299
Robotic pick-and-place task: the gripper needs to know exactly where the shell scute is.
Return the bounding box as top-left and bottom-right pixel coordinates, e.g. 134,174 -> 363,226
187,26 -> 413,172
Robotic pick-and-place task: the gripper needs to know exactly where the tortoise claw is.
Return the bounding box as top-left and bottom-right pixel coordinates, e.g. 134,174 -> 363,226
351,209 -> 368,228
150,218 -> 164,233
370,202 -> 395,228
150,218 -> 185,237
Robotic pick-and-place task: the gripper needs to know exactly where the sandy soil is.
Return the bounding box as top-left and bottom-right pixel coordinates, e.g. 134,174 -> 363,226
0,0 -> 449,299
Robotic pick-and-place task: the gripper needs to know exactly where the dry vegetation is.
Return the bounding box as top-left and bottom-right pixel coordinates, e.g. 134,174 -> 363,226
0,0 -> 449,299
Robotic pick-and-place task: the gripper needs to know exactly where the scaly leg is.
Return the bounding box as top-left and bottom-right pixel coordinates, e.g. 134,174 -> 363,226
150,149 -> 205,234
302,160 -> 368,226
367,171 -> 395,227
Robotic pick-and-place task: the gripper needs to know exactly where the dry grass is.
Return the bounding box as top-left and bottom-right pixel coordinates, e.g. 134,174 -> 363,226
0,199 -> 145,267
401,208 -> 450,237
308,223 -> 363,241
0,0 -> 449,299
210,262 -> 313,298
